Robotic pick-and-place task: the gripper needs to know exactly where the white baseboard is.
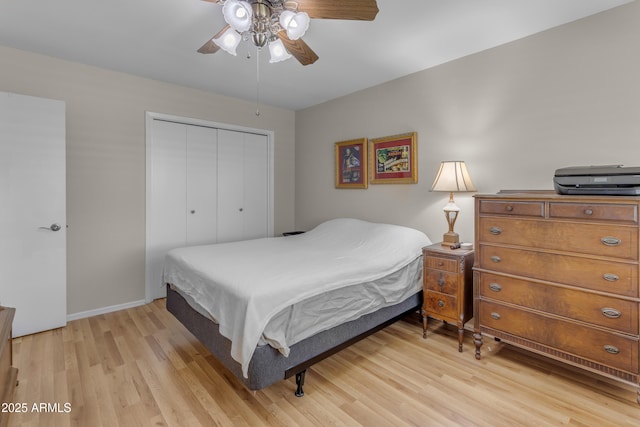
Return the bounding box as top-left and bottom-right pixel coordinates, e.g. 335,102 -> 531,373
67,299 -> 147,322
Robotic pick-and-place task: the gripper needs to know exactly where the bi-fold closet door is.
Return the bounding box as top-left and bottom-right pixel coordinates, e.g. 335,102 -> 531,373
146,118 -> 271,301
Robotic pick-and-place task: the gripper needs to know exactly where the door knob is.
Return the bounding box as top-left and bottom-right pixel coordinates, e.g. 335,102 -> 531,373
39,223 -> 61,231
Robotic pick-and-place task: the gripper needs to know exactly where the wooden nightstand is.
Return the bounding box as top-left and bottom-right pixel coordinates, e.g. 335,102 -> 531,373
421,243 -> 474,351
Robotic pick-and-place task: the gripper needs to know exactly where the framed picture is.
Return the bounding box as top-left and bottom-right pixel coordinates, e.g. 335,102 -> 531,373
335,138 -> 368,189
369,132 -> 418,184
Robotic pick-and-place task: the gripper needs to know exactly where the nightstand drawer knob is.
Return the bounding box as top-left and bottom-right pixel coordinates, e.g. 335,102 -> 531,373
438,273 -> 445,288
489,226 -> 502,235
603,273 -> 619,282
490,256 -> 501,263
505,205 -> 513,212
584,208 -> 594,216
489,283 -> 502,292
604,345 -> 620,355
437,300 -> 445,308
490,312 -> 501,320
601,308 -> 622,319
601,237 -> 621,246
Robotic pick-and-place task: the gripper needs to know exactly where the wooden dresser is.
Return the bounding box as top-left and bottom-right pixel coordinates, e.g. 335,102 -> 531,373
473,192 -> 640,404
0,307 -> 18,427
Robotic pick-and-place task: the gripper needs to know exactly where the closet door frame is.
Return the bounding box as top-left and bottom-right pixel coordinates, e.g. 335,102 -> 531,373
144,111 -> 274,303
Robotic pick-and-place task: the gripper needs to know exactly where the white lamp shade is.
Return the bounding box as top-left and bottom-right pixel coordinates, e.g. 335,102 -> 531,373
431,161 -> 476,193
279,10 -> 310,40
213,27 -> 242,55
268,39 -> 292,63
222,0 -> 253,33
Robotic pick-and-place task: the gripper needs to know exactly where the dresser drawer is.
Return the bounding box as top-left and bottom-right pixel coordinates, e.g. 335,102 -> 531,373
478,245 -> 638,297
479,200 -> 544,217
549,202 -> 638,224
424,268 -> 458,295
478,217 -> 638,260
425,255 -> 458,273
424,291 -> 457,319
479,301 -> 639,373
478,272 -> 639,334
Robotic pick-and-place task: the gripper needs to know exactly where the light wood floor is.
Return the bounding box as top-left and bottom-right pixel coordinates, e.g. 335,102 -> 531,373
6,299 -> 639,426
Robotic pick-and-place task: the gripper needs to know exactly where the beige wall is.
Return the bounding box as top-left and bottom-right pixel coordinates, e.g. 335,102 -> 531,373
0,46 -> 296,315
295,1 -> 640,244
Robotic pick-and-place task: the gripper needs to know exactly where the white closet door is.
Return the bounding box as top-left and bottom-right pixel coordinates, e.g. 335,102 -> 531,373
242,133 -> 269,240
217,129 -> 269,243
146,120 -> 187,300
186,125 -> 218,246
0,92 -> 66,337
217,129 -> 245,243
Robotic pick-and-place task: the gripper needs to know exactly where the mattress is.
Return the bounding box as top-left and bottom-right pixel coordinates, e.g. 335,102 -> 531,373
163,218 -> 431,377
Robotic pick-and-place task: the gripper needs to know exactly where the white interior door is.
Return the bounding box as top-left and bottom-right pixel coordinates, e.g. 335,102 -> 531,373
146,120 -> 187,301
0,92 -> 67,337
186,125 -> 218,246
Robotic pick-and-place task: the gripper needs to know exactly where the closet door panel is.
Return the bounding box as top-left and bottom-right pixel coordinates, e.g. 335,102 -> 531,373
186,126 -> 218,246
217,129 -> 245,243
242,133 -> 269,240
146,120 -> 187,299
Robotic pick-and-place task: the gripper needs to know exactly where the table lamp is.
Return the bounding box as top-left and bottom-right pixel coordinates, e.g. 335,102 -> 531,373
430,161 -> 476,246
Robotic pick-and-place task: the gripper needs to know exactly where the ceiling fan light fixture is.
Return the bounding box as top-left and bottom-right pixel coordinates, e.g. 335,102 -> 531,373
279,10 -> 310,40
222,0 -> 253,33
268,39 -> 292,63
213,27 -> 242,55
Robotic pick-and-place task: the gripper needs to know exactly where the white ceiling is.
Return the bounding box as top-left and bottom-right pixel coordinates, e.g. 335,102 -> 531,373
0,0 -> 632,110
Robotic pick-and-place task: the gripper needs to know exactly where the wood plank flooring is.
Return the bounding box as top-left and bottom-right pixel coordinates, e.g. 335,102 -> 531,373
6,299 -> 639,426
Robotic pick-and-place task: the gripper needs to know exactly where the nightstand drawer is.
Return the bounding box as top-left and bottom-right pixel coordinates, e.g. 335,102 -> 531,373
478,272 -> 639,334
424,291 -> 457,319
425,255 -> 458,272
424,269 -> 458,294
479,301 -> 639,373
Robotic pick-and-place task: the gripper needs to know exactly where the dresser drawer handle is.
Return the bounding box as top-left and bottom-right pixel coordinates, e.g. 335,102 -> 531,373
601,237 -> 621,246
603,345 -> 620,355
437,300 -> 445,308
505,205 -> 513,212
437,261 -> 445,266
489,226 -> 502,235
490,256 -> 501,263
489,283 -> 502,292
490,312 -> 501,320
584,208 -> 594,216
601,308 -> 622,319
603,273 -> 619,282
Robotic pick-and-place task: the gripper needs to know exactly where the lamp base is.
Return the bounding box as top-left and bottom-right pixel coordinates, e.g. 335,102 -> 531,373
441,231 -> 460,246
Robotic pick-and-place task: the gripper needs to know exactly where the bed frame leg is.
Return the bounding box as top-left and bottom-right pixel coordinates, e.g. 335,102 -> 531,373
295,370 -> 306,397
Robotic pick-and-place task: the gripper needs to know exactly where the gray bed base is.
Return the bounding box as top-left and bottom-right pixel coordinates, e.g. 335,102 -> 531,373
166,285 -> 421,396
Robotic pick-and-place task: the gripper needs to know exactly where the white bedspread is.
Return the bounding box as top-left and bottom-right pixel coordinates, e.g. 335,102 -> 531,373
163,218 -> 431,377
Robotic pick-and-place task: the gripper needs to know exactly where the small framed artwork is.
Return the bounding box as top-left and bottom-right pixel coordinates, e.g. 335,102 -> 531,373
335,138 -> 368,189
369,132 -> 418,184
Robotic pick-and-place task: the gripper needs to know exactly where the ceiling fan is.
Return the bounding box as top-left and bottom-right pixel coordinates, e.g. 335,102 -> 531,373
198,0 -> 379,66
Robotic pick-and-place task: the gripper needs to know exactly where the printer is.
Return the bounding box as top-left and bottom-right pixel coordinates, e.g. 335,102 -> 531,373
554,165 -> 640,195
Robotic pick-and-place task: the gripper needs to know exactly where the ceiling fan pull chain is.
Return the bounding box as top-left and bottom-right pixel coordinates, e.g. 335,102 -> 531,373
256,47 -> 261,116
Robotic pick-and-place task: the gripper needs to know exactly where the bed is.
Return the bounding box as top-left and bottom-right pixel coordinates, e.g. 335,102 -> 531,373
164,218 -> 431,395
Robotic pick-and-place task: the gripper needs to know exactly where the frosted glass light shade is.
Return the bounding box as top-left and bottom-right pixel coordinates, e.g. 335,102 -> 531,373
268,39 -> 292,63
222,0 -> 253,33
213,27 -> 242,55
279,10 -> 310,40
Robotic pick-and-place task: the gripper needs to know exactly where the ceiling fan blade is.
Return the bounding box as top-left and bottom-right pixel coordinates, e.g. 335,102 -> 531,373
295,0 -> 379,21
197,25 -> 231,54
277,32 -> 319,66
